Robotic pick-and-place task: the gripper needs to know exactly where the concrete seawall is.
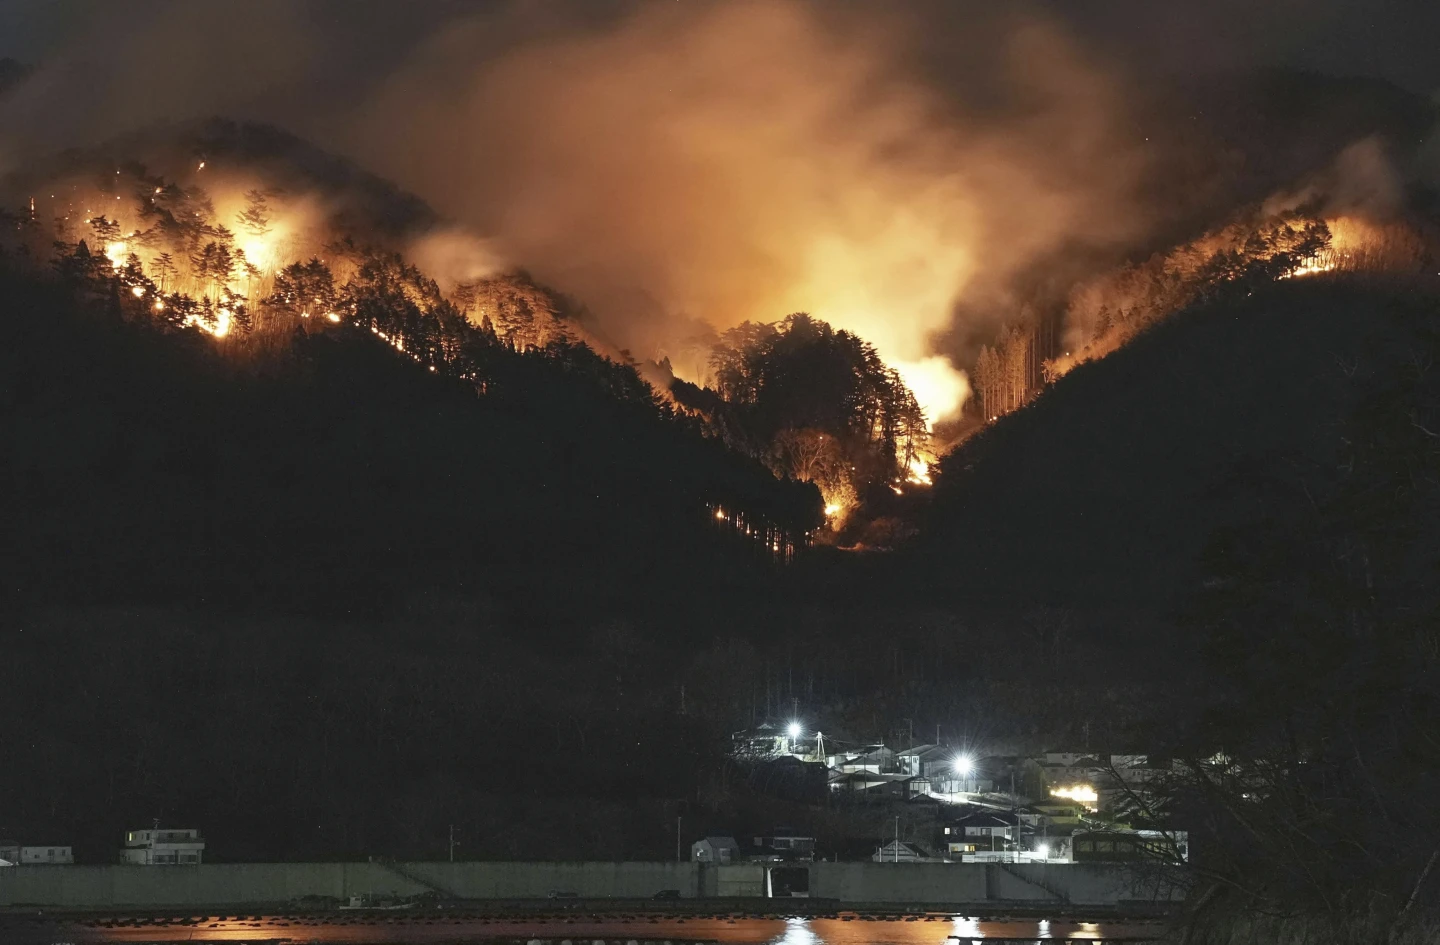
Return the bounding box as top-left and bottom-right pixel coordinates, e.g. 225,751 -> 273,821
0,861 -> 1185,910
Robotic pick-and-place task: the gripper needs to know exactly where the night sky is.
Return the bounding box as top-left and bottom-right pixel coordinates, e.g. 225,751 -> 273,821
3,0 -> 1439,93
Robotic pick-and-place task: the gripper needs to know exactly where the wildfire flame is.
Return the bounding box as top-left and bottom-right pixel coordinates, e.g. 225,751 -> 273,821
1279,259 -> 1337,280
103,242 -> 127,270
1050,785 -> 1099,807
905,456 -> 932,486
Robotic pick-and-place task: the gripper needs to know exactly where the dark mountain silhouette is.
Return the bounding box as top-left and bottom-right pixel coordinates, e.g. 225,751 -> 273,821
0,261 -> 819,628
913,271 -> 1440,624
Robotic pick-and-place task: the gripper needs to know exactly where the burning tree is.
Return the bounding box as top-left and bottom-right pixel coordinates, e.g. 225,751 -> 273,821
265,258 -> 339,321
706,312 -> 929,523
453,270 -> 573,351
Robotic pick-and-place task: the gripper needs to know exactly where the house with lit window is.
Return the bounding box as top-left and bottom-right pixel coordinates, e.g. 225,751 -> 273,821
121,827 -> 205,865
941,810 -> 1021,858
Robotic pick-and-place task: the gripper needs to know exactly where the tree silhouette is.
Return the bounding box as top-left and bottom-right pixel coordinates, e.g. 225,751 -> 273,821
235,189 -> 272,237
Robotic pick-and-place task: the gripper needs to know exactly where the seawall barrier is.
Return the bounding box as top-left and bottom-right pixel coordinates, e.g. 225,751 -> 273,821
0,861 -> 1185,910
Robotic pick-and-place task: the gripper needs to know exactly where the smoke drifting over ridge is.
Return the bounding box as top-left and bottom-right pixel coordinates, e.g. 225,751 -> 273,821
1,1 -> 1182,422
350,2 -> 1156,421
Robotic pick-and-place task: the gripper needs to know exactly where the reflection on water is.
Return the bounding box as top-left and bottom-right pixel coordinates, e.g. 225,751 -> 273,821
776,917 -> 823,945
25,912 -> 1164,944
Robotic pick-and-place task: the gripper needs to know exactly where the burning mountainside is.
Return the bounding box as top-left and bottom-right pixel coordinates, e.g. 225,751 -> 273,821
2,121 -> 953,549
1046,210 -> 1434,383
672,313 -> 936,529
3,51 -> 1435,547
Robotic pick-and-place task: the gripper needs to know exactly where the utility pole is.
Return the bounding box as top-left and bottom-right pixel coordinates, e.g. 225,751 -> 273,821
676,814 -> 683,864
448,824 -> 456,863
1010,767 -> 1018,864
894,816 -> 899,863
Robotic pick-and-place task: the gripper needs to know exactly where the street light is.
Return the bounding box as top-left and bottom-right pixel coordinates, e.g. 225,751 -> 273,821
786,721 -> 802,739
953,754 -> 974,794
1036,843 -> 1050,860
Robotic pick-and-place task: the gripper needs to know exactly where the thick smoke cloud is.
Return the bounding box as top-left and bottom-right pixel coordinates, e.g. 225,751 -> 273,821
349,2 -> 1156,421
20,1 -> 1424,421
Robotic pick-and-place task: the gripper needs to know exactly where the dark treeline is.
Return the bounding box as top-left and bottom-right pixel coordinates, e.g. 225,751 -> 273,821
0,252 -> 1140,863
0,252 -> 825,861
913,271 -> 1440,932
0,254 -> 817,622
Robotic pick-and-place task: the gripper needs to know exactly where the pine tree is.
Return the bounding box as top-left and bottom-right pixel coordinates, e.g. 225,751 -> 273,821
153,252 -> 177,292
235,190 -> 271,237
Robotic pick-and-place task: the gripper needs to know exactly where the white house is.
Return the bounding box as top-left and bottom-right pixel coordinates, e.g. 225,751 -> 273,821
690,835 -> 741,865
896,744 -> 947,777
122,828 -> 205,865
20,845 -> 73,865
942,810 -> 1021,856
836,746 -> 897,774
0,842 -> 73,865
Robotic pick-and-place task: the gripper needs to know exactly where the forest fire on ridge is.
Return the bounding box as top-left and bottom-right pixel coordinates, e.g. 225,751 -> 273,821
14,131 -> 1421,555
3,152 -> 885,554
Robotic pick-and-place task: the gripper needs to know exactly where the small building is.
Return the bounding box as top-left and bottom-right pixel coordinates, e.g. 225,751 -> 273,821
836,746 -> 897,774
693,830 -> 816,864
828,770 -> 925,800
746,829 -> 816,862
0,842 -> 73,865
1072,829 -> 1188,864
20,845 -> 73,865
872,840 -> 943,863
896,744 -> 959,779
691,835 -> 742,865
1032,801 -> 1087,827
942,810 -> 1021,857
122,828 -> 205,865
731,722 -> 789,758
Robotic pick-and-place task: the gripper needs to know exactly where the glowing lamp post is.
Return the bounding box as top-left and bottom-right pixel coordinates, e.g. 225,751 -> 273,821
786,721 -> 802,755
953,754 -> 974,794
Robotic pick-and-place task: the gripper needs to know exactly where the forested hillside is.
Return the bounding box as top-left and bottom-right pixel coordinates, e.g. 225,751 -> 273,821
916,271 -> 1440,622
0,260 -> 818,624
0,252 -> 817,861
952,73 -> 1437,432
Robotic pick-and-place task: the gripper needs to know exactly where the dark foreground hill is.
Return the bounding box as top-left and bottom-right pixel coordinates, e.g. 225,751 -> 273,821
914,272 -> 1440,624
0,263 -> 817,627
0,260 -> 821,861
